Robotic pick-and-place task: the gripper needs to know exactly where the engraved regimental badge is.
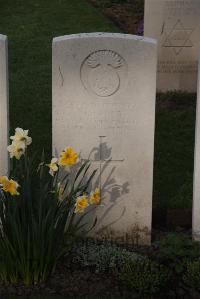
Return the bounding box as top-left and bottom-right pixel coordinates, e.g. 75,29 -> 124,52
81,50 -> 127,97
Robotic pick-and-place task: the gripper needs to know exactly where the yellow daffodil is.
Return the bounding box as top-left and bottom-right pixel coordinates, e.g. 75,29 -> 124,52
7,141 -> 25,160
0,176 -> 19,196
74,195 -> 89,213
90,187 -> 101,204
59,147 -> 78,167
10,128 -> 32,146
0,176 -> 9,185
47,158 -> 58,176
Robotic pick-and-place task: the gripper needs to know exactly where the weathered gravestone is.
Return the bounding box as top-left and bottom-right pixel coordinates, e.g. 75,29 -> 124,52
52,33 -> 157,245
144,0 -> 200,92
193,55 -> 200,241
0,35 -> 9,176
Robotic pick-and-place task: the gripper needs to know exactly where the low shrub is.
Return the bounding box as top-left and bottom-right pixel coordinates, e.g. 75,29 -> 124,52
72,240 -> 143,273
156,233 -> 200,274
183,259 -> 200,291
118,259 -> 171,295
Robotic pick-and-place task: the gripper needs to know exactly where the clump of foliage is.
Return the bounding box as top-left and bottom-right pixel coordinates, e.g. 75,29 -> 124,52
71,240 -> 143,273
0,128 -> 100,285
118,259 -> 171,295
183,259 -> 200,291
156,233 -> 200,274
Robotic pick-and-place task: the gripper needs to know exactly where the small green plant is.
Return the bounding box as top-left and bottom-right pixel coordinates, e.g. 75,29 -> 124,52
72,240 -> 143,273
0,128 -> 100,285
183,259 -> 200,290
156,233 -> 200,274
118,259 -> 171,295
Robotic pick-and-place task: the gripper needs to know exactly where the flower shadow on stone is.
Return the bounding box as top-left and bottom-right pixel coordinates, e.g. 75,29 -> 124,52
82,141 -> 130,228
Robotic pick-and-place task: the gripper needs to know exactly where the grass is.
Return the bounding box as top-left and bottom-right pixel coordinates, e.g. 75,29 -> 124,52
154,93 -> 196,215
0,0 -> 196,220
6,298 -> 123,299
2,297 -> 119,299
0,0 -> 118,156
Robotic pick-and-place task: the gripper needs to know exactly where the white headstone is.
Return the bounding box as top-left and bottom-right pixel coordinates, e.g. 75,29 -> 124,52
0,35 -> 9,175
144,0 -> 200,92
193,53 -> 200,241
52,33 -> 157,245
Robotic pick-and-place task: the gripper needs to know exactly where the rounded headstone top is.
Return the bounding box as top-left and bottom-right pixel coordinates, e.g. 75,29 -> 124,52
53,32 -> 157,45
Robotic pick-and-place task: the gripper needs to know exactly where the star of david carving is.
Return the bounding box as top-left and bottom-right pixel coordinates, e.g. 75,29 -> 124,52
162,20 -> 194,56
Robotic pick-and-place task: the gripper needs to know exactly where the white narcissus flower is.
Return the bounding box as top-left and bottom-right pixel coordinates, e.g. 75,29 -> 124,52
10,128 -> 32,146
7,141 -> 26,160
47,158 -> 58,176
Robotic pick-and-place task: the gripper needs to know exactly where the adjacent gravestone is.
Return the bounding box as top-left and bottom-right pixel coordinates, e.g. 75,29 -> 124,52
144,0 -> 200,92
193,55 -> 200,241
52,33 -> 157,245
0,35 -> 9,175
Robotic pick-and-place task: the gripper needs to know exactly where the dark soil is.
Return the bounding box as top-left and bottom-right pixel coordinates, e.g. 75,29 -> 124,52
0,257 -> 196,299
1,259 -> 200,299
0,258 -> 125,298
87,0 -> 144,34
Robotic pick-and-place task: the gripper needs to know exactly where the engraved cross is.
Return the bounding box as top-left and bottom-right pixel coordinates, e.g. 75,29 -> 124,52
81,136 -> 124,190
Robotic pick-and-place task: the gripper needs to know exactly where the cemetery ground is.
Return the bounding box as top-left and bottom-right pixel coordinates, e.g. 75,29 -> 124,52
0,0 -> 199,298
